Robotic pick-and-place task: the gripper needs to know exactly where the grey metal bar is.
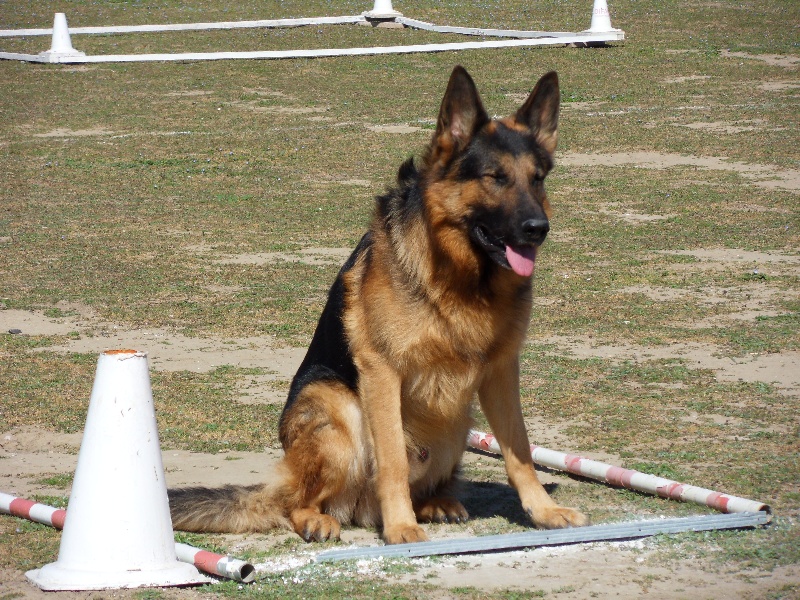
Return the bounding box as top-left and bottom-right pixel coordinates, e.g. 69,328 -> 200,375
315,511 -> 770,562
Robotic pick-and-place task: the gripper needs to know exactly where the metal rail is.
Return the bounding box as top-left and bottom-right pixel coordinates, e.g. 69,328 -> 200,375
316,511 -> 770,562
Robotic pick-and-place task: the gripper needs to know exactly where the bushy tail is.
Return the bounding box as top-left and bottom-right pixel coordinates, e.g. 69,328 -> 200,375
168,478 -> 292,533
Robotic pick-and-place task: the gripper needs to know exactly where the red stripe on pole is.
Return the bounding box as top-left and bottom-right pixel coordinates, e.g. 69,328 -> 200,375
606,466 -> 635,488
657,482 -> 685,500
193,550 -> 223,575
9,498 -> 35,519
564,455 -> 583,474
477,435 -> 493,451
705,492 -> 730,512
51,509 -> 67,529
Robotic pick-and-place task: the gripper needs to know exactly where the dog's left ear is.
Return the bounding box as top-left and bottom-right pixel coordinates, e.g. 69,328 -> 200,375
514,71 -> 560,155
431,66 -> 490,163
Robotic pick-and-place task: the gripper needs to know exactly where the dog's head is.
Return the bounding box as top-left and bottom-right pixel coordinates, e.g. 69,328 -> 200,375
422,66 -> 559,278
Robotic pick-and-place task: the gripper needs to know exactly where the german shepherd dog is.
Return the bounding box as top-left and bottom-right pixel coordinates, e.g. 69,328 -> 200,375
169,66 -> 587,544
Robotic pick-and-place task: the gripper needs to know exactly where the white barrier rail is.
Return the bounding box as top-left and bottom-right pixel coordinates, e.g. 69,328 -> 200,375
0,0 -> 624,65
0,16 -> 367,37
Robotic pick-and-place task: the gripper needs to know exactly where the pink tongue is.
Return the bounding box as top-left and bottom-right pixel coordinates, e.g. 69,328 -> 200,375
505,245 -> 537,277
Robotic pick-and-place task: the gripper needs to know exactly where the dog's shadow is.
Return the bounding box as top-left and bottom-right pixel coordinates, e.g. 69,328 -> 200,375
457,479 -> 559,527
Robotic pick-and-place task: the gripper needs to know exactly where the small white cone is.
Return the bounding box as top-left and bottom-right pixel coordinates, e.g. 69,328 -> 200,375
583,0 -> 622,33
38,13 -> 86,62
26,350 -> 209,591
364,0 -> 402,18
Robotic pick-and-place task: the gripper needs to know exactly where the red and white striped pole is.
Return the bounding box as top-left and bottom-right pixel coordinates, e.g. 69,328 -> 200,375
0,493 -> 66,529
1,492 -> 255,583
174,544 -> 255,583
467,431 -> 771,517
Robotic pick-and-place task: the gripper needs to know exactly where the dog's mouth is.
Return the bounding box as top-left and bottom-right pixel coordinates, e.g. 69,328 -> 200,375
472,224 -> 538,277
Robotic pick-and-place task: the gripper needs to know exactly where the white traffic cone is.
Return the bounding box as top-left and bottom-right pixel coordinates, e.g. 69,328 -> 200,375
38,13 -> 86,62
583,0 -> 622,33
26,350 -> 209,590
365,0 -> 402,18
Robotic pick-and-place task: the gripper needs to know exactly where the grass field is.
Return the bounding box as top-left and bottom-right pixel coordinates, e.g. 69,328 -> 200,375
0,1 -> 798,598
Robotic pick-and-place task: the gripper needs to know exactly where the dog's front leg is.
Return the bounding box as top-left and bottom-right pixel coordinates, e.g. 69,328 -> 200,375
479,357 -> 587,529
359,353 -> 429,544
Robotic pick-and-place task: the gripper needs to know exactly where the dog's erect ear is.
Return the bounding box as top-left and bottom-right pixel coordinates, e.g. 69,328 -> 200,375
514,71 -> 560,155
431,66 -> 490,161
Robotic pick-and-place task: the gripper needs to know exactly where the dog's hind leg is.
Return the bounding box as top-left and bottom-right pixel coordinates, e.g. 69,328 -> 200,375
280,379 -> 364,542
414,495 -> 469,524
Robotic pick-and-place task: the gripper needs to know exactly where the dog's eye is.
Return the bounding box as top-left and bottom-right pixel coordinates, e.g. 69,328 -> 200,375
485,171 -> 508,185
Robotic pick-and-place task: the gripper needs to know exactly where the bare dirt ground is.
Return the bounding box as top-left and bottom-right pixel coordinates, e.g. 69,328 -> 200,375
1,228 -> 798,598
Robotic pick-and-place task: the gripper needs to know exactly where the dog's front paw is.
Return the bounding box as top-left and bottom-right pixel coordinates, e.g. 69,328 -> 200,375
290,508 -> 341,542
382,523 -> 429,545
528,505 -> 588,529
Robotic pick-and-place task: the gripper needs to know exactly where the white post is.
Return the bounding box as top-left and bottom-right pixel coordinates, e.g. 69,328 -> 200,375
582,0 -> 622,33
38,13 -> 86,62
365,0 -> 402,19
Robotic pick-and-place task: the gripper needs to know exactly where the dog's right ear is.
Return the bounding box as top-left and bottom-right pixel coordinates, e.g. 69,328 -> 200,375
429,66 -> 490,165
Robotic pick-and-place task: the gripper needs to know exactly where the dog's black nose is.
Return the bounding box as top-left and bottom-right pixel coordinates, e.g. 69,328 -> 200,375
521,218 -> 550,243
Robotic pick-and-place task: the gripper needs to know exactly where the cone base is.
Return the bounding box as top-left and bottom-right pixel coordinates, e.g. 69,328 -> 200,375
363,9 -> 402,18
581,27 -> 623,33
26,560 -> 210,591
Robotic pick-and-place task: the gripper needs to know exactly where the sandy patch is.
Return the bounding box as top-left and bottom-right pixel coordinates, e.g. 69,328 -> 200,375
258,106 -> 330,115
674,121 -> 762,134
228,100 -> 329,114
308,176 -> 372,187
661,75 -> 712,84
211,247 -> 352,266
0,305 -> 304,377
619,283 -> 796,327
0,425 -> 283,498
233,372 -> 292,406
542,335 -> 800,396
31,127 -> 115,138
335,178 -> 372,186
659,248 -> 800,275
242,88 -> 294,99
389,544 -> 798,598
620,282 -> 790,307
367,124 -> 424,134
1,545 -> 796,600
33,66 -> 117,74
559,151 -> 800,193
721,50 -> 800,68
561,100 -> 608,111
164,90 -> 213,97
598,204 -> 673,224
758,80 -> 800,91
